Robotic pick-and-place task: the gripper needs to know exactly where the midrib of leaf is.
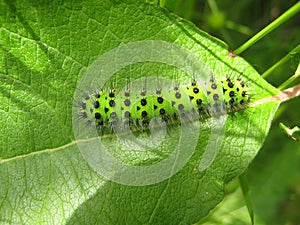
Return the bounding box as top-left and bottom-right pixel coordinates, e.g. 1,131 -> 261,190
0,141 -> 78,163
2,86 -> 299,164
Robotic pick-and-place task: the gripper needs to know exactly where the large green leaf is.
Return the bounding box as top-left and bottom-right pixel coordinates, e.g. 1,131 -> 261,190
0,0 -> 279,224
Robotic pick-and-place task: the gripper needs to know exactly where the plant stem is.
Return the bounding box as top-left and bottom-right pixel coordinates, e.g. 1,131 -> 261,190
249,84 -> 300,107
278,63 -> 300,90
225,20 -> 252,36
234,1 -> 300,55
262,44 -> 300,78
207,0 -> 219,13
239,175 -> 254,225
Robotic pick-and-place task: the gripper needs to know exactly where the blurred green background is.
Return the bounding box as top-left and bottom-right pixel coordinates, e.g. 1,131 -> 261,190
161,0 -> 300,224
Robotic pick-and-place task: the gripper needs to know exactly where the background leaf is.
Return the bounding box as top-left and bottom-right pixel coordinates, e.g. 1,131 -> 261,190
0,0 -> 280,224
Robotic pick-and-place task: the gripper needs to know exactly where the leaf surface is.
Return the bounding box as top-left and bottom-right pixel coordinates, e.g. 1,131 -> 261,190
0,0 -> 279,224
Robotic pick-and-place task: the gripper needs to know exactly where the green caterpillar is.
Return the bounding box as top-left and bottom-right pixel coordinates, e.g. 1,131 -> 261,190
79,77 -> 250,131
